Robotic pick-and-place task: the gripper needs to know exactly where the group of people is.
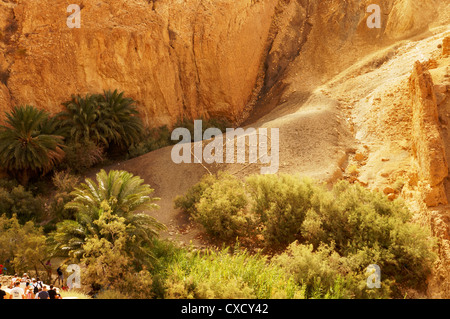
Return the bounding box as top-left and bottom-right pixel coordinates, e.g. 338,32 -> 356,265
0,273 -> 64,299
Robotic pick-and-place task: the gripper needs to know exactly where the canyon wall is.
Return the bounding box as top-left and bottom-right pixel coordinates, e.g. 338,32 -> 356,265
0,0 -> 278,127
0,0 -> 442,127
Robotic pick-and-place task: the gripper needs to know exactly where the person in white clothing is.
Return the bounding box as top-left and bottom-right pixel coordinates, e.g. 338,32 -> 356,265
9,281 -> 24,299
10,274 -> 18,288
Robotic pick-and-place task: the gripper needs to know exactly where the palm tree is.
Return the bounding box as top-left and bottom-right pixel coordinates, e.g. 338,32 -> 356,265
96,89 -> 144,150
58,94 -> 110,146
50,169 -> 165,264
59,90 -> 144,152
0,105 -> 65,185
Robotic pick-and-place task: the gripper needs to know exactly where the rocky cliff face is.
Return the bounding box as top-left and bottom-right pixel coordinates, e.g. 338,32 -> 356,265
0,0 -> 278,127
409,61 -> 449,207
0,0 -> 440,127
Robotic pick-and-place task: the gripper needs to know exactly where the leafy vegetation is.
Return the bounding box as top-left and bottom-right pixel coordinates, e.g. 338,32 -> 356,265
0,215 -> 49,277
0,184 -> 46,224
0,105 -> 65,185
49,169 -> 165,264
0,88 -> 438,299
162,245 -> 302,299
175,172 -> 436,296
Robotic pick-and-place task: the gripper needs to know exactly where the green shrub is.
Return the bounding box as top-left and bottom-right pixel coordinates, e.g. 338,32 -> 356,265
300,180 -> 435,293
193,173 -> 254,241
163,246 -> 303,299
273,241 -> 392,299
0,185 -> 46,224
174,173 -> 217,216
246,174 -> 318,248
175,173 -> 436,297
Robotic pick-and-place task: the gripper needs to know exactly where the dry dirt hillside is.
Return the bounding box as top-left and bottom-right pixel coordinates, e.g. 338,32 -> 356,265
2,0 -> 450,298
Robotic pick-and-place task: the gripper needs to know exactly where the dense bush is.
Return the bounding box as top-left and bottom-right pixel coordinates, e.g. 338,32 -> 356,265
174,173 -> 217,216
59,141 -> 105,174
273,242 -> 392,299
0,215 -> 49,276
246,175 -> 317,248
175,172 -> 436,296
176,173 -> 320,247
0,184 -> 46,224
301,180 -> 435,293
193,173 -> 254,241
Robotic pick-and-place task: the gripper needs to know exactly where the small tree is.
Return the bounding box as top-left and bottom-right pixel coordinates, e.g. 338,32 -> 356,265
80,202 -> 154,298
0,215 -> 49,277
50,170 -> 165,266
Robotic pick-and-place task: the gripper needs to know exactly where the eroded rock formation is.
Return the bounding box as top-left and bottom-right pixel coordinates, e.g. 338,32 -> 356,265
0,0 -> 440,127
409,61 -> 448,207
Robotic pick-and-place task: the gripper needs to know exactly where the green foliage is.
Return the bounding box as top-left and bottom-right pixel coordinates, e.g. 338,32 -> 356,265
174,173 -> 217,216
175,172 -> 436,297
246,174 -> 318,248
50,170 -> 165,266
79,202 -> 154,298
59,94 -> 105,146
0,105 -> 65,185
58,90 -> 144,152
96,89 -> 144,150
0,184 -> 46,224
273,242 -> 392,299
0,215 -> 49,275
193,173 -> 254,241
163,246 -> 303,299
301,180 -> 436,293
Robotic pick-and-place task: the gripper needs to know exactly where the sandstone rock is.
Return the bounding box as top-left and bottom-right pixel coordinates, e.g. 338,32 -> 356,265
435,84 -> 448,94
383,186 -> 396,195
354,152 -> 366,162
436,92 -> 447,106
424,59 -> 438,70
443,36 -> 450,56
409,61 -> 449,206
0,0 -> 443,127
1,0 -> 278,127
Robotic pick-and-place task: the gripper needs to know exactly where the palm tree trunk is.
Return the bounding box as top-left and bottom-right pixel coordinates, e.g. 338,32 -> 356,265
19,170 -> 30,186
